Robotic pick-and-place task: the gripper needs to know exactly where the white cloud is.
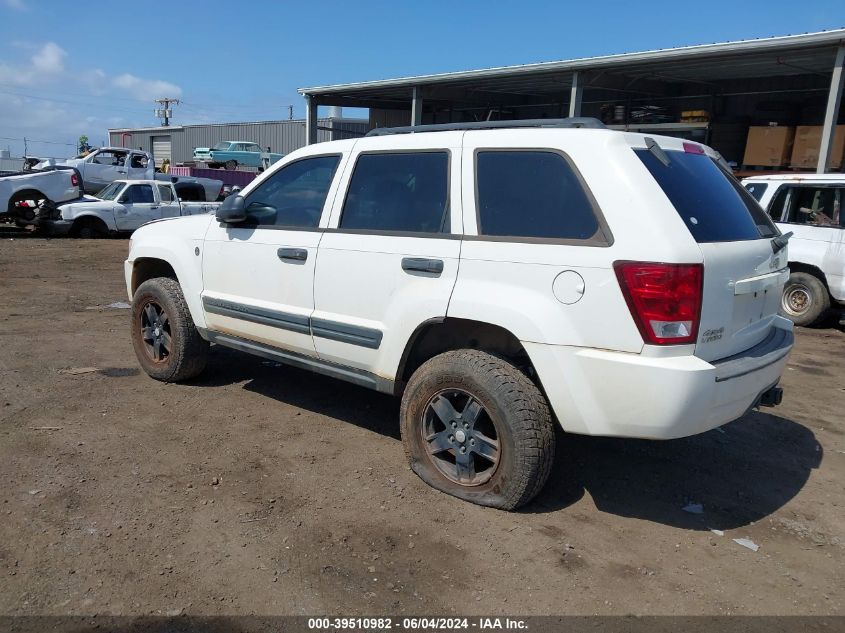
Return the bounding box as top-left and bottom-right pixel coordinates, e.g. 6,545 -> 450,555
0,41 -> 66,85
3,0 -> 27,11
0,42 -> 183,156
31,42 -> 65,74
113,73 -> 182,101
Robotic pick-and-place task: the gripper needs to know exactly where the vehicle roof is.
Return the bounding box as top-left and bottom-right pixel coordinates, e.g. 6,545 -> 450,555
298,127 -> 703,149
741,173 -> 845,182
94,147 -> 150,154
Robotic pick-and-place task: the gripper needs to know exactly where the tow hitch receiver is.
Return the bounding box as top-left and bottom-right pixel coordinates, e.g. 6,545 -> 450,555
759,386 -> 783,407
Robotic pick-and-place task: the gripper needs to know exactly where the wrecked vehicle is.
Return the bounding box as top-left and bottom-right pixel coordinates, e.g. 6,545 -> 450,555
36,147 -> 223,201
1,167 -> 81,225
38,179 -> 219,237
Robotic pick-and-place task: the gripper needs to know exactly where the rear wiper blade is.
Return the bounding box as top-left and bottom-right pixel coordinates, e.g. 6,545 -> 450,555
771,231 -> 793,254
645,137 -> 671,167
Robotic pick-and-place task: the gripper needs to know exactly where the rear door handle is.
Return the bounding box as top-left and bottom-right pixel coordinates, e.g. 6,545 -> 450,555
402,257 -> 444,275
277,248 -> 308,262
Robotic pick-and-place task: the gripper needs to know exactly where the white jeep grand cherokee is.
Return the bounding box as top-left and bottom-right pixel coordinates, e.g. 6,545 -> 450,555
125,119 -> 793,510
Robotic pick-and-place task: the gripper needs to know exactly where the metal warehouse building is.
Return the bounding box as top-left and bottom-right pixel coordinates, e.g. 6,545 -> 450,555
299,29 -> 845,173
108,117 -> 368,167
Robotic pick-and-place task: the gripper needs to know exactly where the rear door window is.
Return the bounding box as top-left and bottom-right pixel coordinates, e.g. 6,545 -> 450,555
636,148 -> 778,242
475,150 -> 603,242
340,152 -> 450,233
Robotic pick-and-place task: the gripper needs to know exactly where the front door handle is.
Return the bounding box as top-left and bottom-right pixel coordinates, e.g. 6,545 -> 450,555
402,257 -> 444,275
278,248 -> 308,262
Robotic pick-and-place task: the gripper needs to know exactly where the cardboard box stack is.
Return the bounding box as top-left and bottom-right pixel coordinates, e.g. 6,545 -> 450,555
790,125 -> 845,169
743,126 -> 794,167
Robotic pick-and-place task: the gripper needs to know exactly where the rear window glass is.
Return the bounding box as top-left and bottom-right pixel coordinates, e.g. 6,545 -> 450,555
744,182 -> 768,201
636,148 -> 778,242
475,151 -> 601,241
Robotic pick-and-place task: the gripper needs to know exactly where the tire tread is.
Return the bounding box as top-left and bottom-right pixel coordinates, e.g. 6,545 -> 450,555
132,277 -> 208,382
401,349 -> 555,510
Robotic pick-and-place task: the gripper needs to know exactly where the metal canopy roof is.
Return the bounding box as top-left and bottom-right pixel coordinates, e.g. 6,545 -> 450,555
299,29 -> 845,107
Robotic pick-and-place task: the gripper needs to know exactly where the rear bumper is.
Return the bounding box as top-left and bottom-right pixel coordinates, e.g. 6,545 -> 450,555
525,317 -> 794,440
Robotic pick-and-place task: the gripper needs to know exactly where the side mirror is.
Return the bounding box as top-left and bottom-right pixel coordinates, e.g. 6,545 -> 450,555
216,194 -> 246,223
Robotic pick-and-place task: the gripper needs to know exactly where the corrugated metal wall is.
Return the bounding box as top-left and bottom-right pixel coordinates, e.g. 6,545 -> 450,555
109,118 -> 368,165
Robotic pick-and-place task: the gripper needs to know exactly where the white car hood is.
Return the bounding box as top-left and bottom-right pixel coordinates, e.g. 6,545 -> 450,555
60,198 -> 114,218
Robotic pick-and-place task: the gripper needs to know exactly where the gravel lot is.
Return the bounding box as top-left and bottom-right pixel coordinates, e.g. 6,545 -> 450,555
1,237 -> 843,617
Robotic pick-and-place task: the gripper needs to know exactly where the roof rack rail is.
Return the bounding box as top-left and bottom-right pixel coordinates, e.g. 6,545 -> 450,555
365,117 -> 606,136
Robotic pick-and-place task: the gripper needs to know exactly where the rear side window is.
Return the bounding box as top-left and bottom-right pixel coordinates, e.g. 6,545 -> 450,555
636,148 -> 778,242
780,186 -> 844,227
475,151 -> 601,241
340,152 -> 449,233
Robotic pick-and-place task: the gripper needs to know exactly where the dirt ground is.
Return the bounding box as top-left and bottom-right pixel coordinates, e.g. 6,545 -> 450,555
0,236 -> 843,617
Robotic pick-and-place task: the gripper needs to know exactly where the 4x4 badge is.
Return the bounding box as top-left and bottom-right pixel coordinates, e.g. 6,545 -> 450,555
702,327 -> 725,343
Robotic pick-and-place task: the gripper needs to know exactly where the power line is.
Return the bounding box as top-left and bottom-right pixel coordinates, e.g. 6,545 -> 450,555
0,135 -> 75,146
0,81 -> 163,105
0,88 -> 152,115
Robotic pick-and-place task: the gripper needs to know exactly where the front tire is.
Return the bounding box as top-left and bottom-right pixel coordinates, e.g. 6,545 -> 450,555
224,160 -> 237,171
780,271 -> 830,326
131,277 -> 209,382
71,217 -> 108,239
400,350 -> 555,510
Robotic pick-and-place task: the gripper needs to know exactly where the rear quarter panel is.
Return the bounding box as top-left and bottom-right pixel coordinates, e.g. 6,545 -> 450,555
451,129 -> 703,352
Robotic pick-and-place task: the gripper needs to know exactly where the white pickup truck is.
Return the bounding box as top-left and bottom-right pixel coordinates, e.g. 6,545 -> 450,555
743,174 -> 844,326
1,167 -> 81,225
37,179 -> 220,238
37,147 -> 223,202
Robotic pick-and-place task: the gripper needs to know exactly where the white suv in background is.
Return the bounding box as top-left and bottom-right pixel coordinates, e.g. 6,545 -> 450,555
125,119 -> 793,510
743,174 -> 844,326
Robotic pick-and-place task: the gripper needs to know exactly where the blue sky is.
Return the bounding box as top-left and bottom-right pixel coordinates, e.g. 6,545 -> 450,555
0,0 -> 842,156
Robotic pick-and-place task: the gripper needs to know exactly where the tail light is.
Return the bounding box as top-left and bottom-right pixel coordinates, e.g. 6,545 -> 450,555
682,141 -> 705,155
614,261 -> 703,345
71,173 -> 79,187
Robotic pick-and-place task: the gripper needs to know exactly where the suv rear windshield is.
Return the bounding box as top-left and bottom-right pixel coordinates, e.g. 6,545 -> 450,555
635,148 -> 778,242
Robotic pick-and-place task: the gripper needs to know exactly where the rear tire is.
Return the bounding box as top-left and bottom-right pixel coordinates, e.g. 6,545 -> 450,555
131,277 -> 209,382
224,160 -> 237,171
780,271 -> 830,326
400,349 -> 555,510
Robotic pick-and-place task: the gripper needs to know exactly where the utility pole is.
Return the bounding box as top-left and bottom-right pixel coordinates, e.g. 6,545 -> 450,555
288,105 -> 294,120
154,98 -> 180,126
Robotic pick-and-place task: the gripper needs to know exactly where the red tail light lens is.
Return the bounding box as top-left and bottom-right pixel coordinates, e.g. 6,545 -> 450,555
71,173 -> 79,187
614,261 -> 703,345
